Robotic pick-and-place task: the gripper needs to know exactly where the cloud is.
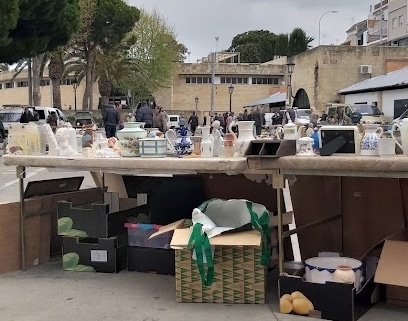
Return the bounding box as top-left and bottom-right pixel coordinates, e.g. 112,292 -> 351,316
130,0 -> 374,61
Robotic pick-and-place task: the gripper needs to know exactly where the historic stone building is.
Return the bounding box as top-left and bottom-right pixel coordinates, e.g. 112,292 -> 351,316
290,45 -> 408,113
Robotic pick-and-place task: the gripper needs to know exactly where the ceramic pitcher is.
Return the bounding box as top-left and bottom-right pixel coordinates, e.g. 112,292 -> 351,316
360,124 -> 383,156
228,121 -> 255,156
392,118 -> 408,156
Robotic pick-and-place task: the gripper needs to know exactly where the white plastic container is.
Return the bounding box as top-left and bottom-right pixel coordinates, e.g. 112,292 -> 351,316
139,138 -> 167,158
304,257 -> 363,290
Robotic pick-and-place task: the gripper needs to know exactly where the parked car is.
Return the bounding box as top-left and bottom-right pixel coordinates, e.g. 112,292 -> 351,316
325,103 -> 386,124
73,111 -> 97,130
167,114 -> 181,129
0,105 -> 67,135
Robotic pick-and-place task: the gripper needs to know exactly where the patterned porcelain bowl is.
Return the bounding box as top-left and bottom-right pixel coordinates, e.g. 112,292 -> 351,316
304,257 -> 363,290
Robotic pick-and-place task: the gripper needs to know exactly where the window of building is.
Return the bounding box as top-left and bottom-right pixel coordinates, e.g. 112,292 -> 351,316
17,81 -> 29,87
5,82 -> 13,89
220,77 -> 249,84
40,79 -> 50,86
392,18 -> 397,29
185,76 -> 212,84
251,77 -> 279,85
399,15 -> 404,26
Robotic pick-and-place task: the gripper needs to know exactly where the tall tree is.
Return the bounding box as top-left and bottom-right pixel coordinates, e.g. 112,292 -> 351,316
288,28 -> 314,57
230,30 -> 276,63
229,28 -> 314,62
79,0 -> 139,110
274,34 -> 289,56
0,0 -> 80,63
124,9 -> 186,100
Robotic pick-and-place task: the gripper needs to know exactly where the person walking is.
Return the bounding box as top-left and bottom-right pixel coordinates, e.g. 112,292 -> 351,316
103,104 -> 120,138
153,106 -> 168,133
187,111 -> 199,135
135,101 -> 154,128
252,107 -> 263,136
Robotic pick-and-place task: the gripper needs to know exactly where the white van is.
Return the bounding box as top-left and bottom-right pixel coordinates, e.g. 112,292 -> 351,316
0,106 -> 67,135
167,114 -> 181,129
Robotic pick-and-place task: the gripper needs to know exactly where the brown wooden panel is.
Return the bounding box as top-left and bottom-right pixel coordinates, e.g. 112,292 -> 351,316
200,174 -> 277,212
290,176 -> 343,260
342,177 -> 405,258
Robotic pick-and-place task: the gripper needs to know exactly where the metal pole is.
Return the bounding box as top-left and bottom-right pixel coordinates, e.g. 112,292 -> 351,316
195,102 -> 198,113
229,93 -> 232,113
28,59 -> 33,106
288,74 -> 292,107
318,11 -> 338,46
74,88 -> 77,111
210,52 -> 215,118
17,166 -> 26,271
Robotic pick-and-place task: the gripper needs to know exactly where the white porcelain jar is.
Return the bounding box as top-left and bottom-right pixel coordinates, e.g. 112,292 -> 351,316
117,122 -> 147,157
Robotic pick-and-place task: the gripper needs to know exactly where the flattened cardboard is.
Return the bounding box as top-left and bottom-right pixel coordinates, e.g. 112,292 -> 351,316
149,219 -> 186,238
170,228 -> 261,248
375,239 -> 408,287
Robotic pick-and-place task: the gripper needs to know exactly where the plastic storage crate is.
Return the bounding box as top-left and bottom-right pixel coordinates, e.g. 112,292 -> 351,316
125,223 -> 173,249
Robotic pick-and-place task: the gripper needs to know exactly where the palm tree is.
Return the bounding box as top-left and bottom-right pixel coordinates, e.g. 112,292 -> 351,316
48,50 -> 65,109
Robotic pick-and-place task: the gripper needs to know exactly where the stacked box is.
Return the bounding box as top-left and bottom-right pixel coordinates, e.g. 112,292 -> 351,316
125,223 -> 175,275
62,235 -> 127,273
58,194 -> 135,273
175,246 -> 266,304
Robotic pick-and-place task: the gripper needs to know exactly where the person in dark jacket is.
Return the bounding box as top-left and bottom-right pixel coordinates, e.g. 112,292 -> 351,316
103,104 -> 120,138
20,107 -> 34,123
188,112 -> 199,134
135,101 -> 153,128
252,107 -> 263,136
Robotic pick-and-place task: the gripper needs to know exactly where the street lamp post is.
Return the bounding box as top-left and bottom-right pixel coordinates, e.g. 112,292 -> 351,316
318,10 -> 338,46
72,78 -> 78,111
194,96 -> 199,113
286,62 -> 295,107
228,84 -> 234,113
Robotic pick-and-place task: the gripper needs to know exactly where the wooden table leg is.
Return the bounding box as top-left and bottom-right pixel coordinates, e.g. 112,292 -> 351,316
272,170 -> 285,274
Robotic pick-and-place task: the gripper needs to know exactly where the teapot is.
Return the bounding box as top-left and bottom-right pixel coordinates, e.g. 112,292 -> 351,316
283,120 -> 306,140
392,118 -> 408,156
228,120 -> 255,156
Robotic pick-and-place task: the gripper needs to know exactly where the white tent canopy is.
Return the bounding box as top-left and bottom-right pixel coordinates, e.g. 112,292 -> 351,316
244,92 -> 286,107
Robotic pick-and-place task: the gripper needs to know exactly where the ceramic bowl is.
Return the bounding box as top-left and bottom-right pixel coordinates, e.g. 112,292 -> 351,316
304,257 -> 363,290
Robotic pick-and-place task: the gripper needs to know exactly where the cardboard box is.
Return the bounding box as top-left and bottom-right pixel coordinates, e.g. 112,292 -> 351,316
127,247 -> 175,275
62,235 -> 127,273
151,220 -> 266,304
57,201 -> 136,239
279,274 -> 378,321
375,230 -> 408,306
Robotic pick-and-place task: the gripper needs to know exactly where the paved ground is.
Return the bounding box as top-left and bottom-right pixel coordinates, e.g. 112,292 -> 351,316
0,258 -> 407,321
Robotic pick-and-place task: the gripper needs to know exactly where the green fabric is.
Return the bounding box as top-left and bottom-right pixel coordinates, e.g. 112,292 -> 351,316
188,223 -> 214,286
246,201 -> 271,265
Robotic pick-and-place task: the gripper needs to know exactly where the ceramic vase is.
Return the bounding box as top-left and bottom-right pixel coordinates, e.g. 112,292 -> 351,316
174,125 -> 192,156
117,122 -> 147,157
191,136 -> 202,156
360,124 -> 383,156
333,265 -> 355,285
200,126 -> 213,158
228,121 -> 255,156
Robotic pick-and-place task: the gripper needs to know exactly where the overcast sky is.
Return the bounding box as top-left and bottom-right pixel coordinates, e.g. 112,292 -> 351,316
129,0 -> 376,62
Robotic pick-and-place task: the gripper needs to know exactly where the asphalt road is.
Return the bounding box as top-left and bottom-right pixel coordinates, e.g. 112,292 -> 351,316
0,154 -> 97,204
